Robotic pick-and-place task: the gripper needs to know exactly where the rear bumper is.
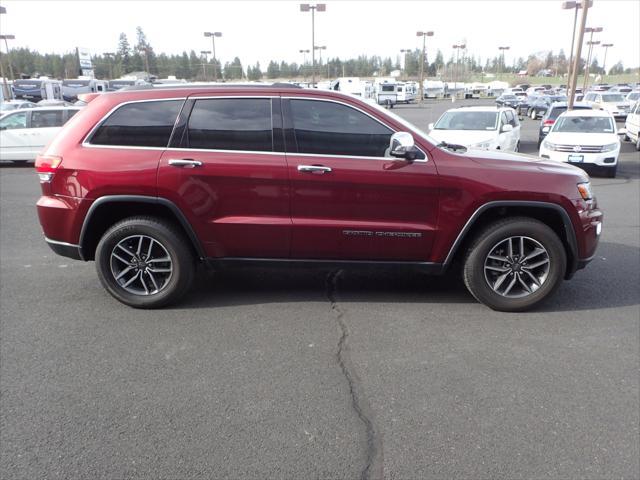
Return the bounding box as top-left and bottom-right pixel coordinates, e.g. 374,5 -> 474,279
45,237 -> 83,260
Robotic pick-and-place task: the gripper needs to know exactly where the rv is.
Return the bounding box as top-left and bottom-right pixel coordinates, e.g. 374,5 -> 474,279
395,82 -> 416,103
61,78 -> 108,101
107,78 -> 148,92
330,77 -> 372,98
423,80 -> 445,99
374,78 -> 398,107
12,78 -> 63,102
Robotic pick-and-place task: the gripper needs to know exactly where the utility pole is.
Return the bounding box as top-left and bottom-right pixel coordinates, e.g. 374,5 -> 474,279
400,49 -> 411,79
299,49 -> 310,81
601,43 -> 613,78
104,52 -> 115,79
300,4 -> 326,87
204,32 -> 222,81
200,51 -> 211,79
582,27 -> 602,90
568,0 -> 589,110
561,2 -> 592,90
498,46 -> 510,79
416,31 -> 433,103
452,44 -> 465,98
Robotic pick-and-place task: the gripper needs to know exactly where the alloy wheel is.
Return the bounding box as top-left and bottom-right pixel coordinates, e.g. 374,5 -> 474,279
483,236 -> 550,298
110,235 -> 173,295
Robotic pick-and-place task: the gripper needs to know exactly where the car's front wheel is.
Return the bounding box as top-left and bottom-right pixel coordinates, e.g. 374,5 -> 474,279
463,217 -> 566,312
95,216 -> 195,308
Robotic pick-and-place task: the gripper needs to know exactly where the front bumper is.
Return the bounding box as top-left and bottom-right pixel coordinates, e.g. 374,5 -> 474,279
539,148 -> 620,167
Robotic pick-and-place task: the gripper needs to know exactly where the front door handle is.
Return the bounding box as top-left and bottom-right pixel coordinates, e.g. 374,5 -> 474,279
297,165 -> 332,174
168,158 -> 202,168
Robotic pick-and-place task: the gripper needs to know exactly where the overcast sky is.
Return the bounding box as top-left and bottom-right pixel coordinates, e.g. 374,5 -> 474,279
1,0 -> 639,69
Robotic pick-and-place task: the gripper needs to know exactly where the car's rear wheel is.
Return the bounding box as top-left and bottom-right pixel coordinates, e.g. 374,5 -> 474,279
530,109 -> 537,119
463,217 -> 566,312
636,136 -> 640,151
95,216 -> 194,308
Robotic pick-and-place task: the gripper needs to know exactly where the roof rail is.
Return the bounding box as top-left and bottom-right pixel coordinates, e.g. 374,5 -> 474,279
115,82 -> 304,92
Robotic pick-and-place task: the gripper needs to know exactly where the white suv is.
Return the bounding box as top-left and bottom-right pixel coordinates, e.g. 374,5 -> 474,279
428,106 -> 521,152
539,109 -> 623,177
624,101 -> 640,151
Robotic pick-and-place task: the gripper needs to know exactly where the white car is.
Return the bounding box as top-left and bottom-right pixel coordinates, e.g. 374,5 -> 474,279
428,106 -> 521,152
625,91 -> 640,104
583,92 -> 632,119
0,106 -> 81,163
539,110 -> 623,178
623,101 -> 640,151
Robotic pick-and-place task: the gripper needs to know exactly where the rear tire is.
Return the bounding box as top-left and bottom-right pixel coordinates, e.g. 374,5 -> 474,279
463,217 -> 566,312
636,136 -> 640,151
530,109 -> 537,119
95,216 -> 195,308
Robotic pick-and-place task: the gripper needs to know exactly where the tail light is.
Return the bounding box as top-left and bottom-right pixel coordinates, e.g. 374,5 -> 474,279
35,155 -> 62,183
543,119 -> 555,126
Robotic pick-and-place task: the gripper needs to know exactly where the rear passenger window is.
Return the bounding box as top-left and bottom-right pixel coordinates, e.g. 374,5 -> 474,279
289,99 -> 392,157
90,100 -> 182,147
505,110 -> 517,127
185,98 -> 273,151
31,110 -> 64,128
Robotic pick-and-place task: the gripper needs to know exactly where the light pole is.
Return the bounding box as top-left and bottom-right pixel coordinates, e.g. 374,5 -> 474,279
300,3 -> 326,87
200,50 -> 211,79
453,44 -> 465,97
400,49 -> 411,78
204,31 -> 222,81
601,43 -> 613,78
314,45 -> 326,79
104,52 -> 115,79
582,26 -> 602,90
568,0 -> 590,109
416,31 -> 433,103
299,49 -> 310,80
0,34 -> 16,81
561,1 -> 592,87
0,6 -> 8,100
498,46 -> 510,79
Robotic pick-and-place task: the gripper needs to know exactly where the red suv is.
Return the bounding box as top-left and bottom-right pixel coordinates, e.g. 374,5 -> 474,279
35,84 -> 602,311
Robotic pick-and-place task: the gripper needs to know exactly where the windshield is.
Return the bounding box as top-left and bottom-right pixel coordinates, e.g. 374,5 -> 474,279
502,95 -> 517,100
434,111 -> 498,131
0,103 -> 19,111
627,92 -> 640,101
601,94 -> 625,102
553,116 -> 614,133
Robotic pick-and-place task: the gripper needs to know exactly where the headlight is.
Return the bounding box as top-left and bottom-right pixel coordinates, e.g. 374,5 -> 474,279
542,140 -> 558,151
577,181 -> 593,201
601,142 -> 618,152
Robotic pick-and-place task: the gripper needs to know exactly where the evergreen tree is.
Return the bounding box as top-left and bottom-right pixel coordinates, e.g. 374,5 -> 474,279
117,33 -> 131,74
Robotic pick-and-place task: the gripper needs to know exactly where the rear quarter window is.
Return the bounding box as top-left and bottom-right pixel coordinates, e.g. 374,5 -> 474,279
89,100 -> 183,147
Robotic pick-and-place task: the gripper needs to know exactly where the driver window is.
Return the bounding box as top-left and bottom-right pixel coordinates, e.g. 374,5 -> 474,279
0,111 -> 28,130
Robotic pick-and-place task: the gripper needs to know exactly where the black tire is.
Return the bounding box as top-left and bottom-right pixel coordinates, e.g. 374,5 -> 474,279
530,109 -> 537,119
463,217 -> 566,312
604,164 -> 617,178
636,136 -> 640,151
95,216 -> 195,308
515,141 -> 521,152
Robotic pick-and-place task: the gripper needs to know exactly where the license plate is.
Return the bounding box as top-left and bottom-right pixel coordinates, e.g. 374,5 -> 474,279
568,154 -> 584,163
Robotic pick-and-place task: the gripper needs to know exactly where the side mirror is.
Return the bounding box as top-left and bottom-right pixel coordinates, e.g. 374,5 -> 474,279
501,124 -> 514,133
427,122 -> 434,131
389,132 -> 418,161
617,128 -> 627,136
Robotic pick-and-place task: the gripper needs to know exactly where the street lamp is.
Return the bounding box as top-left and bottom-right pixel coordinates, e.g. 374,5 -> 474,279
601,43 -> 613,77
204,31 -> 222,81
498,46 -> 510,78
416,31 -> 433,103
200,50 -> 211,79
562,1 -> 592,90
0,34 -> 16,81
314,45 -> 326,79
452,44 -> 466,97
0,7 -> 10,100
299,49 -> 310,80
567,0 -> 590,109
300,3 -> 326,86
400,49 -> 411,77
582,26 -> 602,90
104,52 -> 115,79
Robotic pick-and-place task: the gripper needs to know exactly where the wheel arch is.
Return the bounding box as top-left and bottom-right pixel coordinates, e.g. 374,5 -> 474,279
79,195 -> 206,262
443,201 -> 578,279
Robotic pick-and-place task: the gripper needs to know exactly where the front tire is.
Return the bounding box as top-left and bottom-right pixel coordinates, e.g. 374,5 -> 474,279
530,109 -> 537,119
463,217 -> 566,312
95,216 -> 195,308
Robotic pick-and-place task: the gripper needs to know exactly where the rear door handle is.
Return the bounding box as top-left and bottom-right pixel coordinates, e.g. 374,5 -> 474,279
297,165 -> 332,174
168,158 -> 202,168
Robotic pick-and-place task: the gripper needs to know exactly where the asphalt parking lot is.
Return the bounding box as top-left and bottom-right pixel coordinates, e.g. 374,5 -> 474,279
1,99 -> 638,479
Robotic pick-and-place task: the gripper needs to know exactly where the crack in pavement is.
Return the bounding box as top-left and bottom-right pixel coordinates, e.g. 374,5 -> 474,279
326,270 -> 383,480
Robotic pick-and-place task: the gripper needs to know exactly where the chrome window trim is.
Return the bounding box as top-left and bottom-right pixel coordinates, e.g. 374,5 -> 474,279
81,97 -> 188,148
80,94 -> 429,163
282,95 -> 429,162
